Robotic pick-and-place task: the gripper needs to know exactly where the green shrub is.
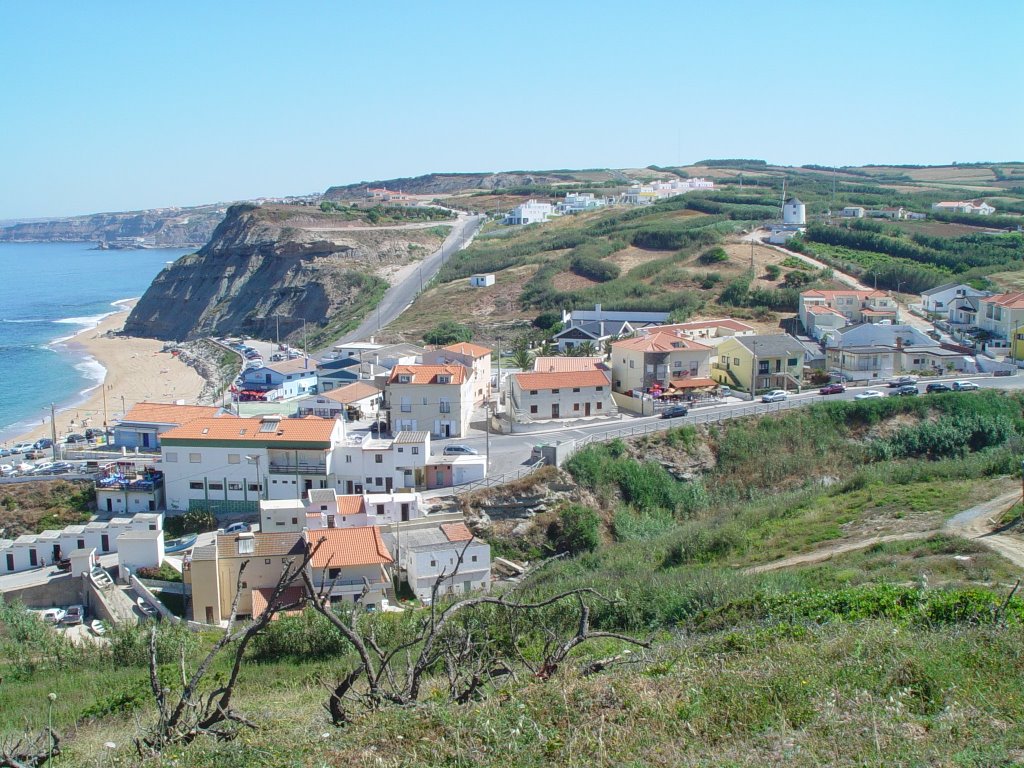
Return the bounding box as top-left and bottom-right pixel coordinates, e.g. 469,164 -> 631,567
765,264 -> 781,280
698,247 -> 729,265
423,321 -> 472,345
164,509 -> 217,538
552,504 -> 601,554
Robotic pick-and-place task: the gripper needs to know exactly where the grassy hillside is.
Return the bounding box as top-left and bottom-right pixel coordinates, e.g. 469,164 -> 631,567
381,162 -> 1024,347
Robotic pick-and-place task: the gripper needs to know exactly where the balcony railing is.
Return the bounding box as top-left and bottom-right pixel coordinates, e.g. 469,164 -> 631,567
268,463 -> 327,475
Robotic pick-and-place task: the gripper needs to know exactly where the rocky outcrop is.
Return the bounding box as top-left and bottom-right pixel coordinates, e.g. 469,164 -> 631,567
323,172 -> 579,201
123,204 -> 445,342
0,204 -> 227,247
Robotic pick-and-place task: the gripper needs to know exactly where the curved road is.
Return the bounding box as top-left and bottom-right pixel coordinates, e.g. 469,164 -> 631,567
334,212 -> 486,347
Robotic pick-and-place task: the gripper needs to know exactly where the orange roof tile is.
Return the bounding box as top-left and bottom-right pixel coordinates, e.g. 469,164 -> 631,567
337,495 -> 365,515
388,364 -> 467,385
651,318 -> 755,334
986,292 -> 1024,309
532,356 -> 606,373
806,305 -> 846,316
514,369 -> 611,390
801,289 -> 888,300
441,522 -> 474,542
161,416 -> 338,444
305,527 -> 393,569
666,377 -> 718,389
216,532 -> 304,559
611,332 -> 711,353
440,341 -> 492,358
317,382 -> 380,404
120,402 -> 223,426
251,586 -> 306,619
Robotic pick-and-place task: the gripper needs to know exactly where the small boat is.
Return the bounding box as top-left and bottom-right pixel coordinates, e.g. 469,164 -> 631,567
90,619 -> 106,636
164,534 -> 198,554
136,597 -> 157,617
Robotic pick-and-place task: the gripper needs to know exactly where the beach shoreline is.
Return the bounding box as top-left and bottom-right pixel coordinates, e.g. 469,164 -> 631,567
2,301 -> 207,447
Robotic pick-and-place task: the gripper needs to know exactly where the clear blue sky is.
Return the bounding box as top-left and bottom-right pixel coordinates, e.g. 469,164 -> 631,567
1,1 -> 1021,219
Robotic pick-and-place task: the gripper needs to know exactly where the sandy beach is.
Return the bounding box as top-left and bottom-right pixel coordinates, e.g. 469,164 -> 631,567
7,302 -> 206,446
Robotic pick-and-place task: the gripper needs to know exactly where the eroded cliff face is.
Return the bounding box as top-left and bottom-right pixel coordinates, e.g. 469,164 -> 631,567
123,203 -> 445,341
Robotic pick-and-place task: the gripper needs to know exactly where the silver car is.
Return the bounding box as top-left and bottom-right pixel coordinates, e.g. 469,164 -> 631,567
761,390 -> 788,403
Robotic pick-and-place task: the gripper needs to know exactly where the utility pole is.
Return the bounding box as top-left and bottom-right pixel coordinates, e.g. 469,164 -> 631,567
101,385 -> 109,446
275,314 -> 280,348
50,403 -> 57,460
302,320 -> 308,359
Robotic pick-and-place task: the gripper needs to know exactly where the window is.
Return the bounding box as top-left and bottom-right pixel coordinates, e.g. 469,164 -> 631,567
552,389 -> 559,394
397,447 -> 404,453
530,405 -> 538,414
247,483 -> 260,492
399,375 -> 411,383
189,482 -> 204,490
328,567 -> 341,579
291,517 -> 298,525
438,375 -> 451,384
345,455 -> 352,463
376,477 -> 383,486
529,390 -> 538,395
264,558 -> 271,565
164,452 -> 178,463
208,482 -> 223,491
430,560 -> 437,567
228,482 -> 242,491
189,453 -> 201,463
374,454 -> 383,464
237,538 -> 254,555
573,403 -> 580,411
241,581 -> 247,589
365,477 -> 372,484
439,399 -> 451,413
320,504 -> 328,511
411,446 -> 419,455
673,360 -> 682,369
573,387 -> 581,392
228,454 -> 240,464
596,386 -> 603,391
788,358 -> 798,367
376,504 -> 385,516
629,360 -> 635,369
471,555 -> 477,562
400,397 -> 412,413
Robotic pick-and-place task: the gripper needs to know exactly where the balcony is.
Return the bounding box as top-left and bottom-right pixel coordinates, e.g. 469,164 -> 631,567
268,462 -> 327,475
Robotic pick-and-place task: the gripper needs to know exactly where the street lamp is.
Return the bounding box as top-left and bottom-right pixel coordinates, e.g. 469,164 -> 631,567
244,455 -> 262,501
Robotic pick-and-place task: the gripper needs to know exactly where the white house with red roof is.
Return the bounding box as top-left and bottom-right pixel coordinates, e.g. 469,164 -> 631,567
978,292 -> 1024,348
295,381 -> 382,421
384,521 -> 490,603
798,289 -> 899,337
113,402 -> 227,450
643,318 -> 756,347
386,364 -> 474,438
509,368 -> 614,423
932,200 -> 995,215
422,341 -> 493,404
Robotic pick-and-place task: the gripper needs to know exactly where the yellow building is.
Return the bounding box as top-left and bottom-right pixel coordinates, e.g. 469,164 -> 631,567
609,332 -> 713,394
712,334 -> 805,393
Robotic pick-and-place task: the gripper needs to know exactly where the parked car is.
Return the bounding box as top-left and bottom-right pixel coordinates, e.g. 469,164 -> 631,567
48,462 -> 75,474
33,438 -> 53,450
442,444 -> 479,456
12,441 -> 34,454
854,389 -> 886,400
28,462 -> 56,476
761,390 -> 788,403
224,522 -> 250,534
65,433 -> 87,444
926,382 -> 952,393
889,384 -> 919,396
55,558 -> 72,573
369,421 -> 389,436
661,405 -> 690,419
819,383 -> 845,395
61,605 -> 85,625
23,449 -> 46,460
0,464 -> 14,476
12,462 -> 33,475
887,376 -> 918,387
0,447 -> 12,458
952,380 -> 980,391
40,608 -> 66,624
84,428 -> 105,440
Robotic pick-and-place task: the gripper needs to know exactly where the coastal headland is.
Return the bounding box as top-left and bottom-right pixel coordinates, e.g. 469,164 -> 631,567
7,302 -> 206,447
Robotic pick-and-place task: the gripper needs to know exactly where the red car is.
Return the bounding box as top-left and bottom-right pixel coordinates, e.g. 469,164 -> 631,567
819,383 -> 846,395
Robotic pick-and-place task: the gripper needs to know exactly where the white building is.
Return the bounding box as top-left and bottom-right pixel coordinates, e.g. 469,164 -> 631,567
421,342 -> 493,405
113,402 -> 225,451
840,206 -> 866,218
385,521 -> 490,603
556,192 -> 607,214
469,273 -> 495,287
510,369 -> 614,423
1,513 -> 163,575
504,200 -> 554,225
331,430 -> 431,495
783,197 -> 806,226
260,488 -> 425,533
386,365 -> 475,438
160,415 -> 345,514
621,178 -> 713,205
295,382 -> 382,421
919,283 -> 990,317
117,528 -> 166,574
932,200 -> 996,215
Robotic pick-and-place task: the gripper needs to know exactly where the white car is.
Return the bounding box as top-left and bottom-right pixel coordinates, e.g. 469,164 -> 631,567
761,390 -> 788,403
0,463 -> 13,476
952,380 -> 980,391
12,462 -> 33,475
39,608 -> 67,624
855,389 -> 886,400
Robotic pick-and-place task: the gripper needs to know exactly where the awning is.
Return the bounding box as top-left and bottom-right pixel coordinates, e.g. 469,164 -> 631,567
667,377 -> 718,390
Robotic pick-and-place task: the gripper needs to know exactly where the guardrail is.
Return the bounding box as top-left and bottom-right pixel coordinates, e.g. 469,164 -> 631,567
457,460 -> 547,494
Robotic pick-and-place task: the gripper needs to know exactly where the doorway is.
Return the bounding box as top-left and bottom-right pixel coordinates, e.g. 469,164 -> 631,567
585,402 -> 591,416
551,404 -> 560,419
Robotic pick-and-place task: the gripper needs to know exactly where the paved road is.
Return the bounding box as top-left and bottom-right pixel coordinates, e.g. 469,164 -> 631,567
334,212 -> 486,348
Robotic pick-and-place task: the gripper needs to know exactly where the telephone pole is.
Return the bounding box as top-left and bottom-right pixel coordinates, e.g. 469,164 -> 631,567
50,403 -> 57,460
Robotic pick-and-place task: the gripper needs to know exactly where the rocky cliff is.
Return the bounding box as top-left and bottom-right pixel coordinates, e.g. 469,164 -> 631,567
0,204 -> 228,247
123,203 -> 447,342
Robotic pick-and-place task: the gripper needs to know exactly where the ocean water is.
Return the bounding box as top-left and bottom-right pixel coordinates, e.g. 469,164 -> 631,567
0,242 -> 192,443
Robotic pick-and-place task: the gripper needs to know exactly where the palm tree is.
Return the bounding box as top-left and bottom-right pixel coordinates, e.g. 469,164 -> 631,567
512,346 -> 534,371
576,340 -> 598,357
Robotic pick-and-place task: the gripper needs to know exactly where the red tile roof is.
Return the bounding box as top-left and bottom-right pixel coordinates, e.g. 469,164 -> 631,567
651,318 -> 755,334
667,377 -> 718,390
440,342 -> 492,358
532,356 -> 606,373
161,416 -> 338,444
611,332 -> 711,353
388,364 -> 467,385
251,586 -> 306,619
317,382 -> 380,404
806,305 -> 846,316
801,289 -> 889,300
337,495 -> 365,515
986,292 -> 1024,309
441,522 -> 474,542
304,527 -> 393,569
514,369 -> 611,391
120,402 -> 223,426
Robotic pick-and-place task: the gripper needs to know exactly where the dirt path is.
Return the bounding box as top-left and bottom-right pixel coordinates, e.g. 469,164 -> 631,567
946,490 -> 1024,569
745,531 -> 932,574
745,489 -> 1024,574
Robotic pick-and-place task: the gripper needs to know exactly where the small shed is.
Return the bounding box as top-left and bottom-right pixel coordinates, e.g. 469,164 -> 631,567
469,274 -> 495,288
117,529 -> 165,573
69,547 -> 97,577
